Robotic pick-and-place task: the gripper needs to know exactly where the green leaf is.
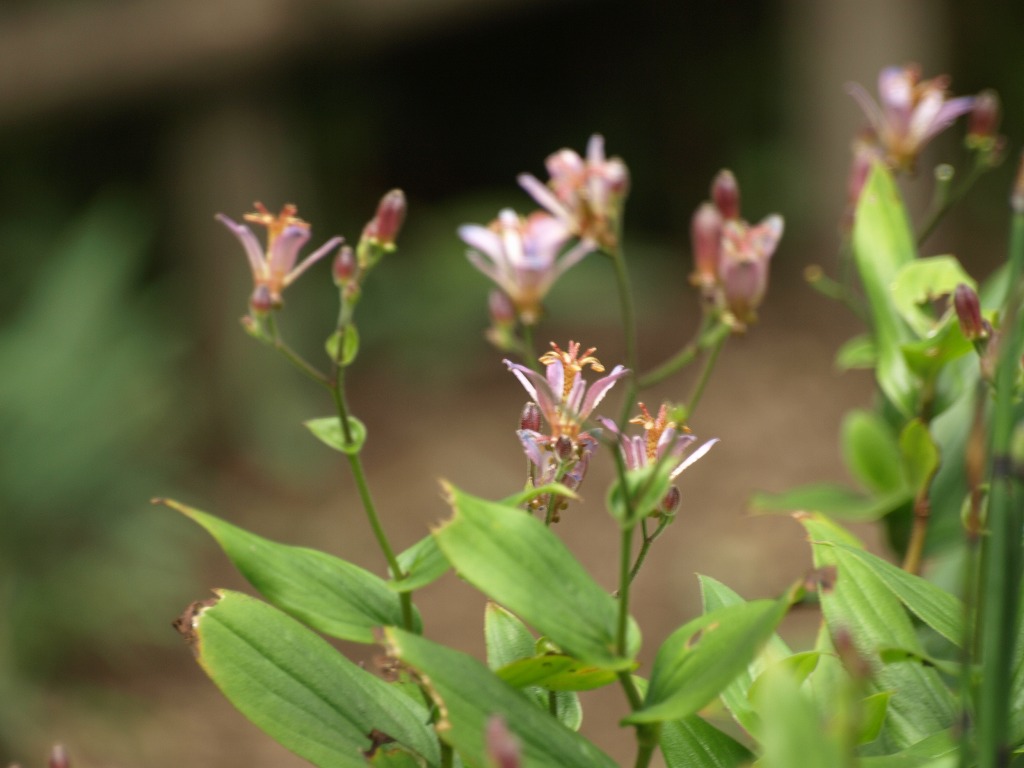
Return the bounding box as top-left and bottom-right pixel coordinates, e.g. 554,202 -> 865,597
164,499 -> 415,642
325,325 -> 360,367
899,316 -> 973,380
899,419 -> 940,495
799,513 -> 956,750
434,483 -> 639,669
388,534 -> 450,593
626,591 -> 793,725
484,603 -> 582,731
751,661 -> 846,768
698,575 -> 792,734
305,415 -> 368,455
828,543 -> 963,647
183,591 -> 439,768
836,334 -> 878,370
607,464 -> 673,528
852,163 -> 919,416
857,729 -> 957,767
891,256 -> 976,338
496,655 -> 620,691
860,691 -> 893,745
750,482 -> 910,522
842,410 -> 905,495
385,628 -> 617,768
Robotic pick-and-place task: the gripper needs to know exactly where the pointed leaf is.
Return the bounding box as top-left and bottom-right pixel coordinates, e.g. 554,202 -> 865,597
890,256 -> 976,338
305,415 -> 368,455
799,513 -> 956,749
434,483 -> 639,669
179,591 -> 438,768
388,534 -> 450,593
750,482 -> 909,521
842,410 -> 905,495
496,655 -> 620,691
500,483 -> 580,509
836,334 -> 878,370
852,163 -> 919,416
164,499 -> 415,642
626,590 -> 793,725
385,628 -> 616,768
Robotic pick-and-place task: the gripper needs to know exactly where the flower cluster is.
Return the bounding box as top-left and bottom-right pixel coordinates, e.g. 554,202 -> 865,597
506,340 -> 628,519
599,403 -> 717,519
689,170 -> 784,331
846,65 -> 976,173
461,135 -> 629,340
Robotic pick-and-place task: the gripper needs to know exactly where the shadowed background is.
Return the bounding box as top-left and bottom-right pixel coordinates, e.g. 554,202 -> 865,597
0,0 -> 1021,765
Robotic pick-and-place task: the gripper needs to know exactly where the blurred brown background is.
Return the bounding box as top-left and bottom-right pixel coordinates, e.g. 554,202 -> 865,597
0,0 -> 1020,765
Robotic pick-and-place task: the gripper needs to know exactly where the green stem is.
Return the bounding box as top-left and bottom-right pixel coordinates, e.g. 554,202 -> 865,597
685,327 -> 727,417
264,314 -> 331,389
638,320 -> 729,390
628,516 -> 671,585
617,523 -> 635,658
976,206 -> 1024,768
917,158 -> 987,247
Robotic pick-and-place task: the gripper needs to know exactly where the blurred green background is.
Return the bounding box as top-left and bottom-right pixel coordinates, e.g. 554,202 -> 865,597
1,0 -> 1021,765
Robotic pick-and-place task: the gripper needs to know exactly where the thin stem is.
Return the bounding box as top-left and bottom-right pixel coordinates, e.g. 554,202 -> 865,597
628,516 -> 671,584
263,314 -> 331,389
917,158 -> 987,247
617,523 -> 635,658
639,320 -> 729,390
685,327 -> 727,417
608,247 -> 639,413
900,467 -> 938,575
976,206 -> 1024,768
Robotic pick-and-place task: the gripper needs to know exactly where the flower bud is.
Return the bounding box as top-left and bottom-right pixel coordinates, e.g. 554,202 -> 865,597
363,189 -> 406,248
953,283 -> 987,341
711,169 -> 740,220
660,485 -> 681,516
967,89 -> 1001,149
332,245 -> 357,286
520,402 -> 541,433
485,716 -> 521,768
689,202 -> 722,287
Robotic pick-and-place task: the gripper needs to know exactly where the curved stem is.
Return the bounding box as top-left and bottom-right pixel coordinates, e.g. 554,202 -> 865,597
639,320 -> 729,391
917,158 -> 987,247
264,314 -> 331,389
628,516 -> 671,585
685,327 -> 727,417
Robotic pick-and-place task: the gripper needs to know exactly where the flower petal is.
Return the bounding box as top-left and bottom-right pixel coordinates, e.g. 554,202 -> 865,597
670,437 -> 719,479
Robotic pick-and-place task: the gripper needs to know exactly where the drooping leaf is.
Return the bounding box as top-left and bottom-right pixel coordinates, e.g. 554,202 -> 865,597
305,415 -> 368,455
625,589 -> 793,725
842,410 -> 906,495
828,543 -> 963,647
434,483 -> 639,669
750,482 -> 910,522
484,603 -> 583,731
181,591 -> 439,768
385,628 -> 617,768
890,256 -> 976,338
799,514 -> 956,750
163,500 -> 415,642
388,534 -> 450,593
851,163 -> 919,416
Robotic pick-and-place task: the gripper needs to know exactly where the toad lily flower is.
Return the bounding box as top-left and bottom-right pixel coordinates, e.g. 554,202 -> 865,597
518,134 -> 630,252
506,341 -> 628,517
460,209 -> 593,325
599,403 -> 718,518
217,203 -> 343,312
847,65 -> 975,172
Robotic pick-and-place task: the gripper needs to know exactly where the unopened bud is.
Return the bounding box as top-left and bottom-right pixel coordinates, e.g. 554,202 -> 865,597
49,745 -> 69,768
249,283 -> 274,314
711,170 -> 740,220
953,284 -> 987,341
332,246 -> 357,285
660,485 -> 681,516
689,202 -> 722,287
968,90 -> 1001,148
520,402 -> 541,433
364,189 -> 406,248
485,716 -> 521,768
555,435 -> 574,461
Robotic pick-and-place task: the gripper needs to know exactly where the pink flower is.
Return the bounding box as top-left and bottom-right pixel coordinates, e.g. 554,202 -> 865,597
460,209 -> 592,325
847,65 -> 975,172
518,134 -> 629,251
217,203 -> 342,310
